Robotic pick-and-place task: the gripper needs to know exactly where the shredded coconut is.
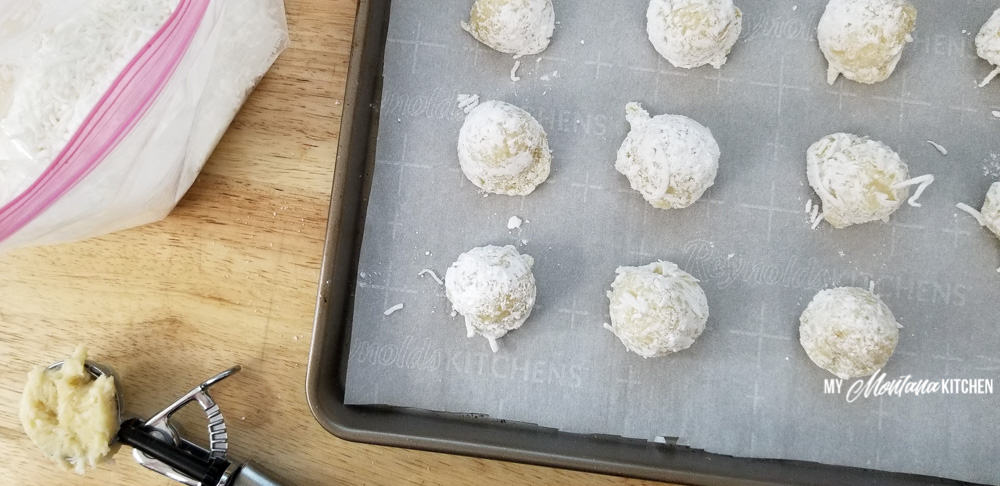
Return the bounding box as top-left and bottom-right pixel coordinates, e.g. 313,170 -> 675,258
605,260 -> 709,358
799,287 -> 900,379
646,0 -> 743,69
507,215 -> 523,229
383,303 -> 404,316
458,100 -> 552,196
811,211 -> 824,230
892,174 -> 935,207
418,268 -> 444,286
0,0 -> 176,206
616,102 -> 719,209
926,140 -> 948,156
509,60 -> 521,82
956,202 -> 986,226
977,8 -> 1000,87
817,0 -> 916,85
445,245 -> 536,352
461,0 -> 555,56
806,133 -> 910,228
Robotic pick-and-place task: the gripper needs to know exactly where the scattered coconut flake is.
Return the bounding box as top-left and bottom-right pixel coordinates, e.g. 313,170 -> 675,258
868,280 -> 875,293
892,174 -> 935,207
956,202 -> 986,226
510,60 -> 521,82
980,67 -> 1000,88
727,253 -> 735,260
507,215 -> 523,230
992,111 -> 1000,119
456,93 -> 480,113
926,140 -> 948,156
520,239 -> 528,246
811,212 -> 824,230
805,199 -> 813,214
418,269 -> 444,286
383,303 -> 404,316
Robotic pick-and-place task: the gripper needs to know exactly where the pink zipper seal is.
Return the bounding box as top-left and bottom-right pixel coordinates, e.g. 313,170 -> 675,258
0,0 -> 211,243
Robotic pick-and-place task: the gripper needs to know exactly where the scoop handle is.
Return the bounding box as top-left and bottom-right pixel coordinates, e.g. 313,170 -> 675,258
227,462 -> 283,486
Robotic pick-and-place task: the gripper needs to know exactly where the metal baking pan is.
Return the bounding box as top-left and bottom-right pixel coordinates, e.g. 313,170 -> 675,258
305,1 -> 980,484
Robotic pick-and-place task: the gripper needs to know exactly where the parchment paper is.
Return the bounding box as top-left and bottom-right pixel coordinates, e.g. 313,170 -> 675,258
344,1 -> 1000,483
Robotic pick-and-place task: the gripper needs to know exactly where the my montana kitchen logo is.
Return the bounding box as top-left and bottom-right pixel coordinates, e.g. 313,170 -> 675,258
824,370 -> 995,402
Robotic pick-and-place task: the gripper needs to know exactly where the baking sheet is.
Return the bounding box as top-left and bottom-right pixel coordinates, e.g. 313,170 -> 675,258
344,1 -> 1000,483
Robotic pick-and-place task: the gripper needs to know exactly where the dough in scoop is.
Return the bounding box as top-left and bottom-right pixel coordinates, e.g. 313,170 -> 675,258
807,133 -> 910,228
646,0 -> 742,69
977,8 -> 1000,87
461,0 -> 555,56
799,287 -> 901,379
20,346 -> 118,474
605,260 -> 709,358
445,245 -> 537,352
458,100 -> 552,196
817,0 -> 917,85
615,102 -> 720,209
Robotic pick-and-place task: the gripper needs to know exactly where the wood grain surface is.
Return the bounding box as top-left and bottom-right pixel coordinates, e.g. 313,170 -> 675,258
0,1 -> 670,485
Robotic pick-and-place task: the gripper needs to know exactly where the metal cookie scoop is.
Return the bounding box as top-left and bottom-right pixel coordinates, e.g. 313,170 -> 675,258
56,361 -> 280,486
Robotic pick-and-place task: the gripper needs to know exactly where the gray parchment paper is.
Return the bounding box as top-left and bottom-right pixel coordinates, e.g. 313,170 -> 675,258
345,1 -> 1000,482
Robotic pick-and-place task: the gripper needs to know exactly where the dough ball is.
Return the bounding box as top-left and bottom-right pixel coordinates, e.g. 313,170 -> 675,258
976,8 -> 1000,86
461,0 -> 555,56
605,261 -> 709,358
981,182 -> 1000,239
20,346 -> 118,474
458,100 -> 552,196
646,0 -> 743,69
615,102 -> 720,209
807,133 -> 910,228
817,0 -> 917,85
799,287 -> 901,379
445,245 -> 536,352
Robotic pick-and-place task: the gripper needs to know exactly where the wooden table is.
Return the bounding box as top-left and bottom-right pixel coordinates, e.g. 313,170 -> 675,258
0,1 -> 667,485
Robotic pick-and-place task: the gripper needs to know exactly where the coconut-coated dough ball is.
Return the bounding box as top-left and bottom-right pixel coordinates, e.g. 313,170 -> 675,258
615,102 -> 720,210
605,261 -> 709,358
807,133 -> 910,228
445,245 -> 536,352
461,0 -> 555,56
457,100 -> 552,196
981,182 -> 1000,239
817,0 -> 917,85
977,8 -> 1000,87
799,287 -> 901,379
646,0 -> 743,69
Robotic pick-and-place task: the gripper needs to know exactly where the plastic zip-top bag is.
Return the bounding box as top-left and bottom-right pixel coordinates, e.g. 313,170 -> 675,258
0,0 -> 288,250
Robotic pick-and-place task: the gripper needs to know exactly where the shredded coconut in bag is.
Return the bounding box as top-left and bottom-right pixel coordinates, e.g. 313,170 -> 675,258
0,0 -> 288,249
0,0 -> 176,206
